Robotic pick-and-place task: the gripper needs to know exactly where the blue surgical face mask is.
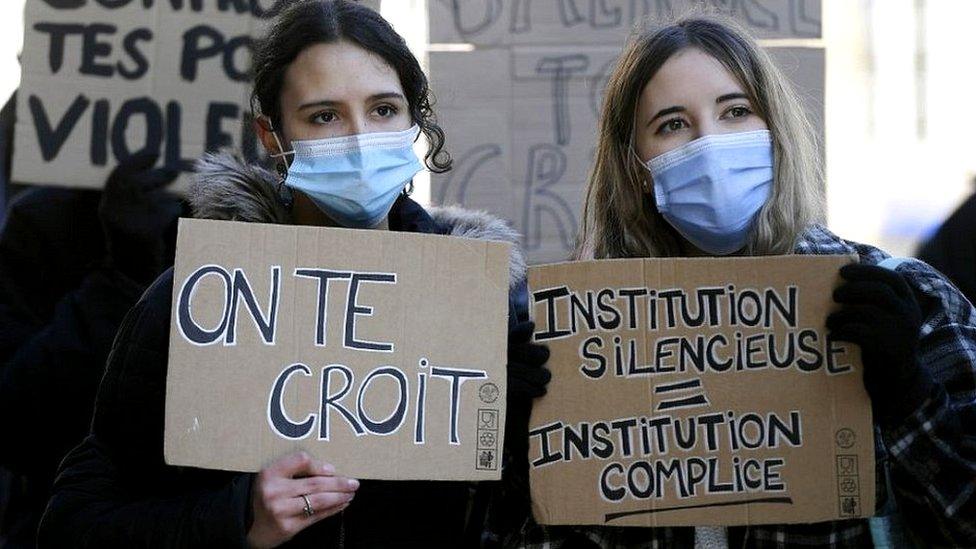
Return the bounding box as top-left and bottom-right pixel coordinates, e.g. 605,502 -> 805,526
645,129 -> 774,255
273,125 -> 423,228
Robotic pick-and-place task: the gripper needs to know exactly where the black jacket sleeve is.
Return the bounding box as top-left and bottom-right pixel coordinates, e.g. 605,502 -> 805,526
38,436 -> 253,549
917,193 -> 976,305
0,192 -> 147,475
0,268 -> 146,475
37,269 -> 254,549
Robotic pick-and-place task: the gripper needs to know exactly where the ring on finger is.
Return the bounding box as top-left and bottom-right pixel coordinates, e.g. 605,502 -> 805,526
301,494 -> 314,518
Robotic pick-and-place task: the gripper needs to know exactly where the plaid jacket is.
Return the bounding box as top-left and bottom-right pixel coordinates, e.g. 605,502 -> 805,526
503,225 -> 976,549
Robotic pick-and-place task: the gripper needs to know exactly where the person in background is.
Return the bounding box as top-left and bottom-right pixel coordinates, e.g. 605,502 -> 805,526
0,93 -> 19,223
917,184 -> 976,306
37,1 -> 550,547
0,132 -> 183,547
508,16 -> 976,549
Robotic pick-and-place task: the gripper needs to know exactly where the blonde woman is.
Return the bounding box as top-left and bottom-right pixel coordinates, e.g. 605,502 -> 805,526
515,16 -> 976,549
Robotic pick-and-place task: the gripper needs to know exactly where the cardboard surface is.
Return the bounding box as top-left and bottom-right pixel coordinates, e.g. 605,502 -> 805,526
527,255 -> 875,526
429,0 -> 823,45
428,0 -> 825,265
14,0 -> 378,188
15,2 -> 266,187
165,218 -> 509,480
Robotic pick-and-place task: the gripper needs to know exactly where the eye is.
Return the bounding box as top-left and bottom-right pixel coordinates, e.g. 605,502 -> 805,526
310,111 -> 337,124
374,104 -> 399,118
722,105 -> 753,119
656,118 -> 688,135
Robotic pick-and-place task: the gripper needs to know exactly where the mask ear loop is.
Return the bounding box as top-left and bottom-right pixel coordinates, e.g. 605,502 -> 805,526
402,126 -> 423,197
252,98 -> 296,206
627,117 -> 652,195
267,127 -> 295,195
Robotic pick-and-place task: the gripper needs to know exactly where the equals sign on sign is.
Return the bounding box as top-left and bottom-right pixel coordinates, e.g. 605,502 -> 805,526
654,378 -> 709,412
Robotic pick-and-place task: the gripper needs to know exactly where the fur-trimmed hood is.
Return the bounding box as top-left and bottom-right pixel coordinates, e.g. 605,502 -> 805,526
188,152 -> 527,287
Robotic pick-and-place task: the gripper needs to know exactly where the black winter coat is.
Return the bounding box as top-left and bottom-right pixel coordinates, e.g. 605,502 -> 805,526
918,192 -> 976,305
37,153 -> 529,548
0,188 -> 154,548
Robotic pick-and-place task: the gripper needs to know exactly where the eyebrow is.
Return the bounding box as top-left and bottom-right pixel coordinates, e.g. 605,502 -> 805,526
648,105 -> 685,126
298,92 -> 407,111
716,92 -> 749,103
646,92 -> 752,126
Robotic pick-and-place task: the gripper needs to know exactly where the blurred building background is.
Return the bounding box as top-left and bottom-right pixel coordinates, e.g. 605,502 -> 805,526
824,0 -> 973,257
0,0 -> 969,258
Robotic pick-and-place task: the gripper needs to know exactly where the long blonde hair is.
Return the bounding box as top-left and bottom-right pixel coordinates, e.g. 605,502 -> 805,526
576,17 -> 825,259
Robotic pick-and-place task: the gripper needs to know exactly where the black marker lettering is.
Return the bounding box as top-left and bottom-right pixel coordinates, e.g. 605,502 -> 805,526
294,269 -> 351,347
345,272 -> 396,352
111,97 -> 163,162
319,364 -> 363,439
600,463 -> 626,501
80,23 -> 116,77
618,288 -> 647,329
430,366 -> 487,444
596,289 -> 620,330
206,102 -> 239,151
563,422 -> 590,460
580,335 -> 606,378
357,367 -> 408,435
90,99 -> 109,165
177,265 -> 232,345
796,329 -> 823,371
34,23 -> 84,73
268,363 -> 315,439
534,287 -> 571,340
225,267 -> 280,345
29,94 -> 89,161
118,28 -> 152,80
765,286 -> 798,328
591,421 -> 613,458
529,421 -> 563,467
826,335 -> 853,374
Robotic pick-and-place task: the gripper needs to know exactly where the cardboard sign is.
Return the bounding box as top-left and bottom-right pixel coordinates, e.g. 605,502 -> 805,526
527,255 -> 875,526
15,2 -> 269,187
429,0 -> 823,45
428,0 -> 825,264
164,218 -> 509,480
13,0 -> 378,188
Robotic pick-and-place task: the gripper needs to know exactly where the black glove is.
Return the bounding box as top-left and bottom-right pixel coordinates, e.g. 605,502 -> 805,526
99,153 -> 182,284
507,320 -> 551,402
505,320 -> 550,454
499,320 -> 551,527
827,263 -> 934,423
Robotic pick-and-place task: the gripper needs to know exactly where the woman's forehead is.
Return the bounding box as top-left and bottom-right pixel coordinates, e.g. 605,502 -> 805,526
639,48 -> 747,112
282,41 -> 403,104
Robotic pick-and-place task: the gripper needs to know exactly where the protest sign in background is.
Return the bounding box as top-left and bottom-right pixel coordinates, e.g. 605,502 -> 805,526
15,1 -> 269,187
13,0 -> 379,188
428,0 -> 824,264
527,255 -> 875,526
165,218 -> 509,480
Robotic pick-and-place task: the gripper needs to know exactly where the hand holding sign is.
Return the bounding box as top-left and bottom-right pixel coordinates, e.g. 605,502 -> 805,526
99,152 -> 181,284
247,451 -> 359,549
504,320 -> 551,446
506,320 -> 552,455
828,263 -> 932,423
507,321 -> 552,401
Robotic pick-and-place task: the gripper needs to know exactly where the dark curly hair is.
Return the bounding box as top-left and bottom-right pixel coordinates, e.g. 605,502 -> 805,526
250,0 -> 451,173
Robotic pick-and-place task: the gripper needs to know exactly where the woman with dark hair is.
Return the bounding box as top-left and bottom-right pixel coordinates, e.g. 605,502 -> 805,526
36,1 -> 550,547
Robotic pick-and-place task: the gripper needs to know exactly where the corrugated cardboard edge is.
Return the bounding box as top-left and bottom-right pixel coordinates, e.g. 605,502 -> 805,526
163,218 -> 512,480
